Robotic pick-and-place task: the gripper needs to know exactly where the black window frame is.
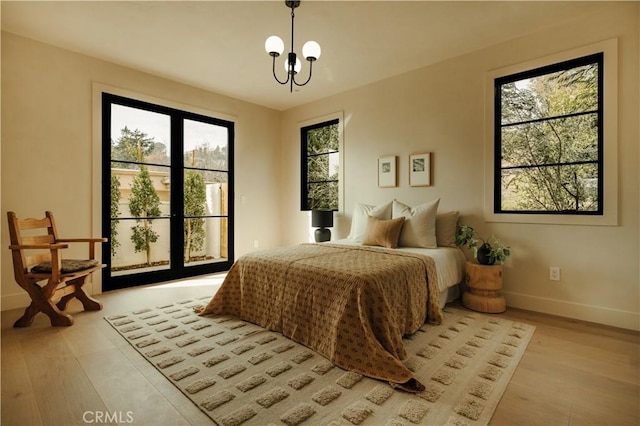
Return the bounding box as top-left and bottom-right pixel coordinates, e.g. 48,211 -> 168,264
102,92 -> 234,291
300,118 -> 340,211
494,52 -> 604,215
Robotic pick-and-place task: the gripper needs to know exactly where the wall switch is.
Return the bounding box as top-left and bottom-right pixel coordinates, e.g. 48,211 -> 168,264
549,266 -> 561,281
253,240 -> 259,248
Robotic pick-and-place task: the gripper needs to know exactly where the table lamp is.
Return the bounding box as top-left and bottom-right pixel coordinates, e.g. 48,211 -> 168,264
311,209 -> 333,242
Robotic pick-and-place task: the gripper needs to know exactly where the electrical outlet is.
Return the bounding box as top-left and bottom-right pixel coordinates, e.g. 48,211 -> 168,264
253,240 -> 259,248
549,266 -> 561,281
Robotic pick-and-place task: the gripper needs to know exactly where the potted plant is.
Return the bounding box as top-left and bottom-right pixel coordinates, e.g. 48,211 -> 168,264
456,224 -> 511,265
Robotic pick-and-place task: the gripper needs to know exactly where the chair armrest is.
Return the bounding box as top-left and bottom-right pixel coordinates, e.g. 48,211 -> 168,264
57,238 -> 108,243
56,237 -> 108,260
9,243 -> 69,250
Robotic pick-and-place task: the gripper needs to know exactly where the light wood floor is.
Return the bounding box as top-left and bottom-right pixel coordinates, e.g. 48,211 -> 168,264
2,276 -> 638,426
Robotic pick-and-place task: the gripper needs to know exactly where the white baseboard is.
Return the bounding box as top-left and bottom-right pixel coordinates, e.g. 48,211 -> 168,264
503,291 -> 640,332
1,292 -> 31,312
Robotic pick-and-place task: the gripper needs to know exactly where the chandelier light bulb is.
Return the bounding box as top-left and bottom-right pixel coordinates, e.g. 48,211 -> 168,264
284,57 -> 302,74
302,41 -> 321,61
265,36 -> 284,56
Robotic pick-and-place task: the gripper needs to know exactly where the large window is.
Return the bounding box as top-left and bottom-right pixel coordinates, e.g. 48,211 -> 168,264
495,53 -> 603,215
102,93 -> 234,290
301,118 -> 340,211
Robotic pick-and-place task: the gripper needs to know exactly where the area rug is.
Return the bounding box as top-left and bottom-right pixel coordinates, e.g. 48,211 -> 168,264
105,299 -> 535,426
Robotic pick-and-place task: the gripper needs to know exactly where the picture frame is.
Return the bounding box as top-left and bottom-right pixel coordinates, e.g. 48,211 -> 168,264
409,153 -> 431,186
378,156 -> 397,188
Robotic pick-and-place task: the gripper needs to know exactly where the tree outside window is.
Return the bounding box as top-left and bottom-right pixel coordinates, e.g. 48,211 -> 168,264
111,126 -> 163,266
184,168 -> 206,262
129,165 -> 161,266
110,174 -> 121,256
495,53 -> 603,215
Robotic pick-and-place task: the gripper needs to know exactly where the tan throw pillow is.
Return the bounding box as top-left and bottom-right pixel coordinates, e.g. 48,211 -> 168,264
362,216 -> 406,249
436,211 -> 459,247
392,199 -> 440,248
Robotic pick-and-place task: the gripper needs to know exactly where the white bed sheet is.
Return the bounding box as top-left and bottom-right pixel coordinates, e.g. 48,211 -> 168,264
330,239 -> 467,293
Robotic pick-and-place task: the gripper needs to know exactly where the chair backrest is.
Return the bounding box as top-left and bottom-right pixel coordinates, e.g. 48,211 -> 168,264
7,211 -> 60,276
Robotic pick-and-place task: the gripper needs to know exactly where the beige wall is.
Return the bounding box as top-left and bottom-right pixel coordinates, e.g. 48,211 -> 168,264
1,32 -> 282,309
280,3 -> 639,330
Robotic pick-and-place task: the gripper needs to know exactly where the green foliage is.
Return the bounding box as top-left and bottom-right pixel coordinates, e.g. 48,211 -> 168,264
308,181 -> 338,210
184,170 -> 206,262
185,144 -> 227,170
500,62 -> 599,212
110,174 -> 121,256
307,125 -> 339,154
456,225 -> 511,264
112,126 -> 167,170
129,165 -> 161,265
184,144 -> 228,184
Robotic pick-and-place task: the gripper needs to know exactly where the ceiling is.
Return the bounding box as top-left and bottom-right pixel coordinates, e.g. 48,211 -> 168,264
2,1 -> 607,111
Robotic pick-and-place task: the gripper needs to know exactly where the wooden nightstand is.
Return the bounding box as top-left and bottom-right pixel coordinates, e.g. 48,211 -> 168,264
462,261 -> 506,313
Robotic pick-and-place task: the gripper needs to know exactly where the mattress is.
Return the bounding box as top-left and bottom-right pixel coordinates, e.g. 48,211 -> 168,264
331,239 -> 467,293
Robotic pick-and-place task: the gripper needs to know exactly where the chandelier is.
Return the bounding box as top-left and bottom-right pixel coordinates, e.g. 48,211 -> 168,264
265,0 -> 321,92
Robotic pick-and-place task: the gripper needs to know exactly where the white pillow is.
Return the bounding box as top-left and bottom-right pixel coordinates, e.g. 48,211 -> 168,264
348,201 -> 393,242
392,199 -> 440,248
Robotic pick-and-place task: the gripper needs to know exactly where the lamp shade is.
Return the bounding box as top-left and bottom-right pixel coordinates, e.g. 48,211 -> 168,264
265,36 -> 284,56
302,41 -> 321,61
311,210 -> 333,228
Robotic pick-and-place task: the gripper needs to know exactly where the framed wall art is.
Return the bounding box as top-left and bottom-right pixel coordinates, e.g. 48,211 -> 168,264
378,156 -> 397,187
409,152 -> 431,186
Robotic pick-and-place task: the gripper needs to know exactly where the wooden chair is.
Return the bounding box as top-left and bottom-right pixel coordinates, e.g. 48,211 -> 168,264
7,211 -> 107,327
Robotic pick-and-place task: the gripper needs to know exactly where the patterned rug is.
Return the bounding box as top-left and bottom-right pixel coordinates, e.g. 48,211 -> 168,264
105,298 -> 534,426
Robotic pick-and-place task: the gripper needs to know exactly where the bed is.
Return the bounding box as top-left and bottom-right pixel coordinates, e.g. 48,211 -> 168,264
198,200 -> 467,390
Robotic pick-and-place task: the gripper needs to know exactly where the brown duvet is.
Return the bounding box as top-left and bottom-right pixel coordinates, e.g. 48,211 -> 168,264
198,243 -> 442,384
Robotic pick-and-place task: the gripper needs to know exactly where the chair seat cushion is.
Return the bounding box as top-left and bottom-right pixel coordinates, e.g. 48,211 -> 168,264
31,259 -> 100,274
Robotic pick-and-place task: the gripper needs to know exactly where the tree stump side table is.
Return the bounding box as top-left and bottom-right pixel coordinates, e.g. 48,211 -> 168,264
462,261 -> 506,313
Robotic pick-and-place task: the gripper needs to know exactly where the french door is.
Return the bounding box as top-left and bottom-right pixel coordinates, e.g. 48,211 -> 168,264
101,93 -> 234,290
